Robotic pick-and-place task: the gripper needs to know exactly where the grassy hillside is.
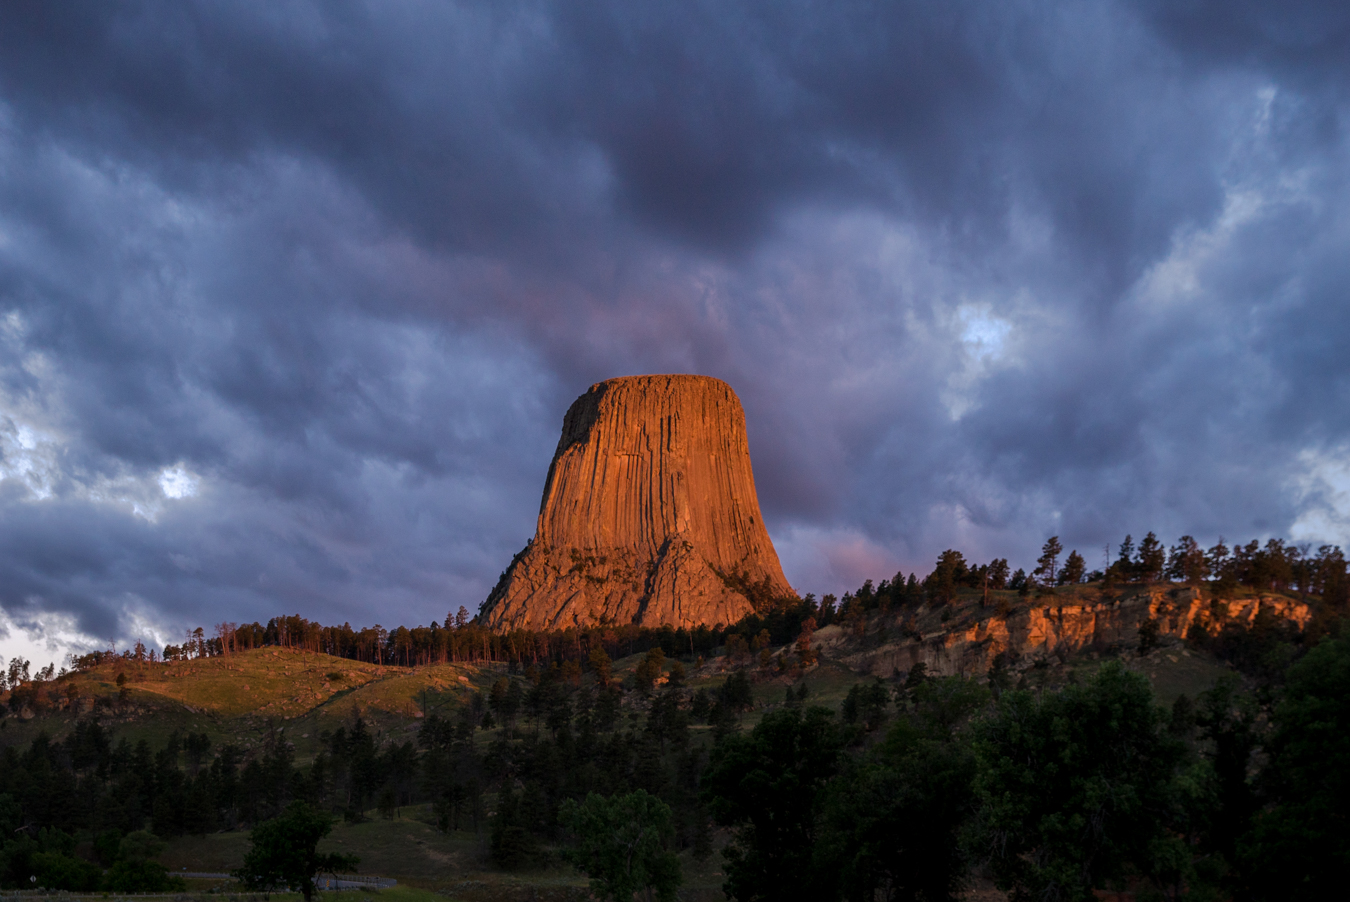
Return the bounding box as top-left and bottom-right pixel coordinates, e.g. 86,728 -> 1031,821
1,647 -> 496,756
157,802 -> 731,901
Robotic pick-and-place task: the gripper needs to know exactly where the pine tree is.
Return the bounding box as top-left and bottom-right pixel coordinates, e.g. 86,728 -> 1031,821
1117,535 -> 1136,581
1059,550 -> 1086,585
1035,537 -> 1063,584
926,550 -> 967,606
1167,536 -> 1208,584
987,559 -> 1010,589
1137,532 -> 1165,582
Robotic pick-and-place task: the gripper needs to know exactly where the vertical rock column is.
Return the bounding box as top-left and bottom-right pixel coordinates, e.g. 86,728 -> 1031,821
478,374 -> 794,630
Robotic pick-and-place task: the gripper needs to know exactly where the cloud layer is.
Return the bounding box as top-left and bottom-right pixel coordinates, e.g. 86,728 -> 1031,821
2,0 -> 1349,663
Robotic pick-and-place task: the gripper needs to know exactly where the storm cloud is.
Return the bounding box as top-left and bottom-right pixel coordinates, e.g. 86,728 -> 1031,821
2,0 -> 1348,663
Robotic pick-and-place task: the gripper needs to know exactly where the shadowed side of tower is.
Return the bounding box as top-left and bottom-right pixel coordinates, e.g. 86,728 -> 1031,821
478,374 -> 795,630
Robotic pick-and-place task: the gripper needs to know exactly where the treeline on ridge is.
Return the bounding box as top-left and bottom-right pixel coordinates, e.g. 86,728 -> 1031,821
1,531 -> 1344,696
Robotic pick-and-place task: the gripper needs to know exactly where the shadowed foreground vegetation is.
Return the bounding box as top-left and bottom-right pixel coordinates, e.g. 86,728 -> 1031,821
1,532 -> 1347,900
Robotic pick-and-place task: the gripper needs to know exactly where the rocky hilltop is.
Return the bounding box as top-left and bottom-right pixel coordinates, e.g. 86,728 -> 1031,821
479,374 -> 794,630
812,586 -> 1313,681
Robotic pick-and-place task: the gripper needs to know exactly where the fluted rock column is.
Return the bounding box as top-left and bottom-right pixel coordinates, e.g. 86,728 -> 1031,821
478,374 -> 794,630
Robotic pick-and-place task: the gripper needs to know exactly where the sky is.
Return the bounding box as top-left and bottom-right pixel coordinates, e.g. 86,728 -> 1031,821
2,0 -> 1350,668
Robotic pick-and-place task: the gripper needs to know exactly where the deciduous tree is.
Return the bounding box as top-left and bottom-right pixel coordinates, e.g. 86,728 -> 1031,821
702,708 -> 844,901
819,677 -> 985,902
973,662 -> 1188,901
234,802 -> 358,902
561,790 -> 681,902
1239,631 -> 1350,900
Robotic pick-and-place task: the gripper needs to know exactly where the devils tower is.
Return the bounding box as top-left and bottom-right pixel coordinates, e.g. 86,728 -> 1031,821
479,374 -> 794,630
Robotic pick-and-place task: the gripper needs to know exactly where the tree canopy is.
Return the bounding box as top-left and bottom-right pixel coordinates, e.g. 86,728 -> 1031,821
234,802 -> 358,902
560,790 -> 681,902
702,707 -> 844,902
973,662 -> 1188,902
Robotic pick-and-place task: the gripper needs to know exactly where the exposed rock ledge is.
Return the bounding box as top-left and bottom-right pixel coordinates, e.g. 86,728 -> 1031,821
813,589 -> 1313,679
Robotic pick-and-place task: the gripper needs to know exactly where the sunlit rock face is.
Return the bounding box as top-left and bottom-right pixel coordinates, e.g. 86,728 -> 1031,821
816,588 -> 1314,679
479,374 -> 794,630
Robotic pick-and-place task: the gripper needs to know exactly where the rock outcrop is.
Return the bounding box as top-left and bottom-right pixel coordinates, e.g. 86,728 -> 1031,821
812,588 -> 1313,680
479,374 -> 794,631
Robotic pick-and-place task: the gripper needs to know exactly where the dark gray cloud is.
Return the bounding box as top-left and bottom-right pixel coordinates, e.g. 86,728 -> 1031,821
1,0 -> 1348,663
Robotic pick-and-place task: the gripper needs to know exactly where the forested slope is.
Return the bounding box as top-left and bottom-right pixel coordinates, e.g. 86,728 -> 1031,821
2,532 -> 1347,899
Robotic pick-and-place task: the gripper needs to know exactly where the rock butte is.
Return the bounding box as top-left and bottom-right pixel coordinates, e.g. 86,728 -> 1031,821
479,374 -> 794,630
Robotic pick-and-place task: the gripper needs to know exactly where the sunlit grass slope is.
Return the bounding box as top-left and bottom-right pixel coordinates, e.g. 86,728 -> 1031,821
0,647 -> 499,755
